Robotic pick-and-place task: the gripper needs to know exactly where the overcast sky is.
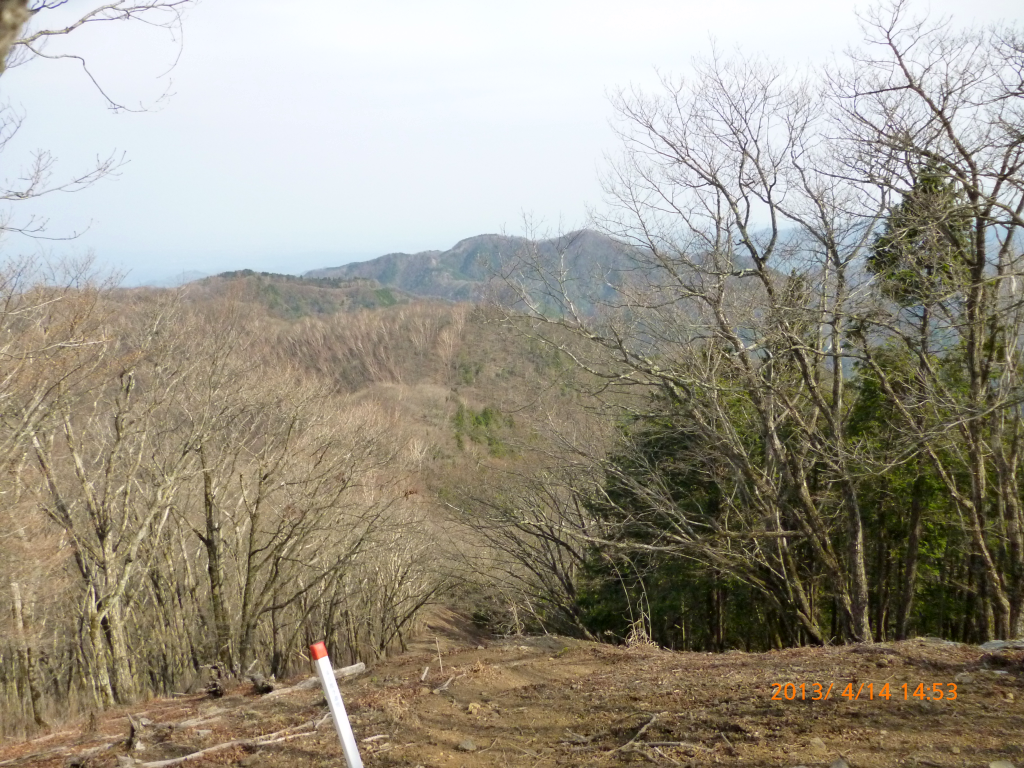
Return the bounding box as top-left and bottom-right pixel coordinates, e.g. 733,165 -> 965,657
1,0 -> 1021,285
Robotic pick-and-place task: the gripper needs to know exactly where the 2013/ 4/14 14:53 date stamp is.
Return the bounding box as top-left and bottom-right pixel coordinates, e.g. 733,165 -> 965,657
771,682 -> 958,702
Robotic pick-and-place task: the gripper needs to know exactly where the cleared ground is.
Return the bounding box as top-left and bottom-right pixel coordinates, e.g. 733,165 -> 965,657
1,613 -> 1021,767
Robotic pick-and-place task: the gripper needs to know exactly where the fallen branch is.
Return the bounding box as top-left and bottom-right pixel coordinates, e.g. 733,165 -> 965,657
433,675 -> 456,693
137,722 -> 318,768
611,712 -> 668,753
652,746 -> 681,765
0,740 -> 116,767
432,672 -> 467,694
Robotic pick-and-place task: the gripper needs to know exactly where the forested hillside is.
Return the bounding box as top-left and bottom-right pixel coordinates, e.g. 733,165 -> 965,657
3,0 -> 1024,748
191,271 -> 413,318
454,4 -> 1024,658
0,263 -> 599,737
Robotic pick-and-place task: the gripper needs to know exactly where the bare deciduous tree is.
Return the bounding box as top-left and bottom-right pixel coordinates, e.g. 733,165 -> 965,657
494,0 -> 1024,644
0,0 -> 197,245
30,292 -> 198,704
828,0 -> 1024,639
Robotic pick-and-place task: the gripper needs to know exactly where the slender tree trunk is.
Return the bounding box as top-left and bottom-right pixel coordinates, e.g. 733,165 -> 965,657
778,548 -> 826,644
842,481 -> 872,642
11,583 -> 48,729
896,471 -> 927,639
963,556 -> 979,642
965,257 -> 1012,639
271,604 -> 284,678
201,447 -> 234,672
991,412 -> 1024,638
830,597 -> 838,643
104,599 -> 135,703
238,534 -> 260,670
344,607 -> 361,666
86,593 -> 115,708
878,543 -> 892,642
938,555 -> 949,639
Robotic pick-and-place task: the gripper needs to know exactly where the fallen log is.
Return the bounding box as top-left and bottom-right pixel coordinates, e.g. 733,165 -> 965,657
267,662 -> 365,697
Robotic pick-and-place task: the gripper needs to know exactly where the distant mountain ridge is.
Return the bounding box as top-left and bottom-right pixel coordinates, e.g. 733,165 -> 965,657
184,269 -> 415,319
140,270 -> 209,288
305,230 -> 634,303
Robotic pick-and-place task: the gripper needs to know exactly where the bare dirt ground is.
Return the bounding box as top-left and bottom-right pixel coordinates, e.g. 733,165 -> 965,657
2,612 -> 1022,768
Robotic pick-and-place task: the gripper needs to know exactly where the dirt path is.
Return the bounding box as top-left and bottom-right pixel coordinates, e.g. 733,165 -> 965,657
2,617 -> 1021,767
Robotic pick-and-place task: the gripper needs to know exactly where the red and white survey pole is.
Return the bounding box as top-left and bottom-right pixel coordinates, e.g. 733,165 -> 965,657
310,641 -> 363,768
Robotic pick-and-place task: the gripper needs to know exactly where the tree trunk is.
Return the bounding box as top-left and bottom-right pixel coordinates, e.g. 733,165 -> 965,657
843,481 -> 873,642
104,599 -> 135,703
271,604 -> 284,678
201,448 -> 234,672
86,594 -> 115,708
896,471 -> 927,640
11,583 -> 48,729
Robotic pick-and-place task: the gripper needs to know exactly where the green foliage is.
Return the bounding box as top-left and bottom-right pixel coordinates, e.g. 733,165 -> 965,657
452,403 -> 515,457
571,348 -> 997,648
868,162 -> 973,306
215,270 -> 373,290
576,412 -> 772,649
846,347 -> 983,641
557,161 -> 1011,649
374,288 -> 397,306
456,356 -> 483,384
205,273 -> 407,319
578,550 -> 786,651
525,337 -> 565,375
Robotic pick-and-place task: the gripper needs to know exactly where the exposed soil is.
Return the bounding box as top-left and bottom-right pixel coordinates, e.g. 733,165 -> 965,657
2,613 -> 1022,767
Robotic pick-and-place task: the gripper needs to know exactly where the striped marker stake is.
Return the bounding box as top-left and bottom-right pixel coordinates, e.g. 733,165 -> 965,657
310,642 -> 363,768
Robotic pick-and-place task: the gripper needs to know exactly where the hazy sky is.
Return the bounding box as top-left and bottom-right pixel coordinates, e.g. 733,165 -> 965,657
1,0 -> 1021,284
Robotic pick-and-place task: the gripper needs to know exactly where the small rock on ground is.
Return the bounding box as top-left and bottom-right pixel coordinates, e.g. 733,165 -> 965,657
808,737 -> 828,755
457,739 -> 477,752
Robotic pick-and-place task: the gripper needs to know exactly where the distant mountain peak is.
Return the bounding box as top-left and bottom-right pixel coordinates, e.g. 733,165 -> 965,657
304,229 -> 629,303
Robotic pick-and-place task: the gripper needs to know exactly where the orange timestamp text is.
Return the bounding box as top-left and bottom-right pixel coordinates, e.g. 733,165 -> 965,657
770,682 -> 958,702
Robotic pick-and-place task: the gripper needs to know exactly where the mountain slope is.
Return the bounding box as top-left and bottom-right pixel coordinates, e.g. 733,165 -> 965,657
185,270 -> 414,319
305,230 -> 635,303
